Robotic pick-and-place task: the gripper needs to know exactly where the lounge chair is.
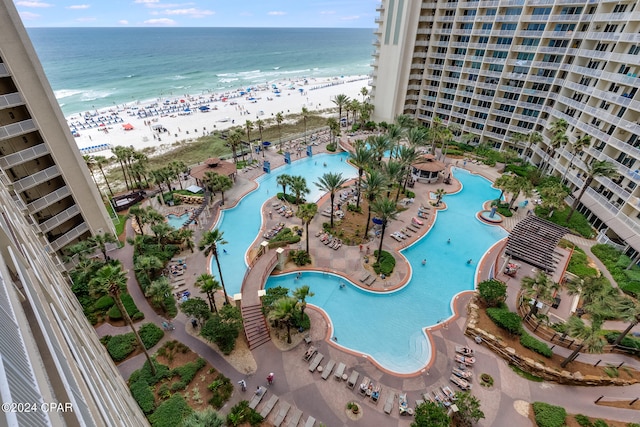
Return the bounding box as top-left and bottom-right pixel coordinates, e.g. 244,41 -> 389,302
390,232 -> 403,242
304,416 -> 315,427
399,393 -> 410,416
412,217 -> 424,226
359,273 -> 370,283
358,377 -> 370,396
286,408 -> 302,427
334,362 -> 346,380
273,402 -> 290,427
321,360 -> 335,380
383,392 -> 395,414
455,345 -> 475,356
455,354 -> 475,366
452,366 -> 473,380
441,385 -> 456,401
450,374 -> 472,390
346,370 -> 359,389
308,353 -> 324,372
370,384 -> 381,403
260,395 -> 279,418
249,386 -> 267,409
367,276 -> 377,286
415,398 -> 425,408
303,346 -> 317,361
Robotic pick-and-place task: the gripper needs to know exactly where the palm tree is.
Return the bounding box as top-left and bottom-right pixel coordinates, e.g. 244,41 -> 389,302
405,126 -> 428,148
289,175 -> 309,205
112,146 -> 132,191
395,114 -> 417,130
362,169 -> 388,240
315,172 -> 347,228
368,134 -> 392,163
349,145 -> 373,208
525,131 -> 543,160
396,145 -> 419,193
296,203 -> 318,253
520,271 -> 559,319
386,124 -> 404,159
212,174 -> 234,205
94,155 -> 114,196
560,314 -> 605,368
150,223 -> 173,248
327,117 -> 340,146
370,198 -> 398,264
134,255 -> 163,286
199,229 -> 229,304
434,188 -> 447,206
562,134 -> 590,184
493,174 -> 513,203
83,155 -> 98,187
228,128 -> 244,163
613,298 -> 640,346
145,276 -> 172,313
332,94 -> 350,125
195,273 -> 221,313
384,160 -> 403,198
543,119 -> 569,172
275,112 -> 284,151
175,228 -> 195,252
507,175 -> 533,209
256,119 -> 265,157
245,119 -> 254,148
89,232 -> 118,260
428,117 -> 451,156
276,174 -> 292,200
301,106 -> 309,145
90,263 -> 156,374
538,183 -> 568,217
508,132 -> 529,153
169,161 -> 186,190
293,285 -> 314,321
268,297 -> 298,343
360,86 -> 369,102
566,160 -> 619,223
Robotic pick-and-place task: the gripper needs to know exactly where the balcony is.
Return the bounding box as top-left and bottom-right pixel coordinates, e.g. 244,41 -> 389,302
12,165 -> 61,193
49,222 -> 89,252
0,63 -> 8,77
0,119 -> 36,141
0,143 -> 49,169
39,205 -> 81,234
27,186 -> 71,214
0,92 -> 23,109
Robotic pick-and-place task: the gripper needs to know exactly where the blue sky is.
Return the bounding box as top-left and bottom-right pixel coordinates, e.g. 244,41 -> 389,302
14,0 -> 377,28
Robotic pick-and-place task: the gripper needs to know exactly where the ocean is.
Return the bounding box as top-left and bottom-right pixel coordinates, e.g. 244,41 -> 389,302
27,27 -> 374,116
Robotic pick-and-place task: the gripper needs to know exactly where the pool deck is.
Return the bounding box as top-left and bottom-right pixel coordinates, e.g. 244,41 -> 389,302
101,138 -> 640,426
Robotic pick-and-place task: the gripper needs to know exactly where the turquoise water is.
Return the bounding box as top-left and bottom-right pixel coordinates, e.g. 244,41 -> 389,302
212,153 -> 357,296
167,213 -> 190,229
265,167 -> 508,374
27,28 -> 373,116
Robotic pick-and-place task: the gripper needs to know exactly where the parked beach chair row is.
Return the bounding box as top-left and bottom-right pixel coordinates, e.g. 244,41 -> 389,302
359,273 -> 377,287
263,222 -> 285,240
318,233 -> 342,250
250,387 -> 316,427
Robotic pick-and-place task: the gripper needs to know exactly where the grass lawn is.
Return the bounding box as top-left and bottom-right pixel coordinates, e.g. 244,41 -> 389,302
534,206 -> 594,238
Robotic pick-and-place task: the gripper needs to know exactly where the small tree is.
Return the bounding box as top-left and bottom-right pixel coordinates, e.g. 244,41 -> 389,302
293,285 -> 314,322
477,279 -> 507,307
268,297 -> 298,344
180,297 -> 212,325
411,401 -> 449,427
452,391 -> 485,427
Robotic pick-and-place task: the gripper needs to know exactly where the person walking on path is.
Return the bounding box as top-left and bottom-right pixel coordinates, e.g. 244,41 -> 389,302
267,373 -> 274,385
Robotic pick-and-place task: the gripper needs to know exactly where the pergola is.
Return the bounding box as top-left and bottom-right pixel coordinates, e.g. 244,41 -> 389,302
504,216 -> 569,272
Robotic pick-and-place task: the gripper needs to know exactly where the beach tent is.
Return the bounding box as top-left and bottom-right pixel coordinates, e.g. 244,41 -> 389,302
122,123 -> 134,130
186,185 -> 203,193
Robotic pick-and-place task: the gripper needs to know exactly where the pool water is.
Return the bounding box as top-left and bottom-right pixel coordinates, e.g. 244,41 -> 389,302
167,213 -> 190,229
211,154 -> 507,374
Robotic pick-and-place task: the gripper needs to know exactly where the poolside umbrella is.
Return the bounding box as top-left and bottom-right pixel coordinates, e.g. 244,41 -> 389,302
262,141 -> 271,147
372,217 -> 383,225
299,88 -> 304,93
199,106 -> 210,111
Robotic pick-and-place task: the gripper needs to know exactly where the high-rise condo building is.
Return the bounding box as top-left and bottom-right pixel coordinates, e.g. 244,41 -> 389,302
371,0 -> 640,256
1,1 -> 147,425
0,0 -> 115,259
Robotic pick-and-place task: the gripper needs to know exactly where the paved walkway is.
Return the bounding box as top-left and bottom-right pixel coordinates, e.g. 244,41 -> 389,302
99,143 -> 640,426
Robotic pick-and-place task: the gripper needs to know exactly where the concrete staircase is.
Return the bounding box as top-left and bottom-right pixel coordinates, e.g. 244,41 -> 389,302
242,304 -> 271,349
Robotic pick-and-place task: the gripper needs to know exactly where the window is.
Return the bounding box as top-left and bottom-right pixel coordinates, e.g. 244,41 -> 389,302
526,96 -> 543,104
628,45 -> 640,55
440,35 -> 451,42
554,23 -> 576,32
501,23 -> 517,31
454,48 -> 467,55
468,74 -> 478,81
618,64 -> 631,74
517,52 -> 534,60
613,4 -> 628,13
522,108 -> 539,117
560,6 -> 582,14
474,111 -> 488,119
437,47 -> 448,53
587,60 -> 601,70
458,36 -> 470,43
482,23 -> 492,30
531,83 -> 550,91
463,9 -> 476,16
489,64 -> 504,72
498,104 -> 515,112
497,37 -> 513,45
513,66 -> 530,74
532,7 -> 551,15
461,96 -> 472,104
479,100 -> 492,108
490,126 -> 507,135
495,116 -> 510,124
485,8 -> 496,16
445,10 -> 456,16
536,69 -> 556,77
478,37 -> 489,44
521,38 -> 539,46
604,24 -> 618,33
517,120 -> 534,130
504,8 -> 522,15
579,77 -> 591,86
480,89 -> 495,97
596,43 -> 609,52
471,61 -> 481,69
471,122 -> 484,130
492,51 -> 508,58
461,23 -> 473,30
475,49 -> 485,57
503,92 -> 520,100
525,23 -> 545,31
548,39 -> 568,48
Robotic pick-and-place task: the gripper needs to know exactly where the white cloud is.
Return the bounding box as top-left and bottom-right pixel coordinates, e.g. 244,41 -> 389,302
320,11 -> 336,15
135,0 -> 195,8
340,15 -> 360,21
144,18 -> 176,25
158,8 -> 214,18
16,1 -> 52,7
134,0 -> 159,3
267,11 -> 286,16
75,16 -> 97,22
18,11 -> 40,19
118,19 -> 129,25
67,4 -> 90,9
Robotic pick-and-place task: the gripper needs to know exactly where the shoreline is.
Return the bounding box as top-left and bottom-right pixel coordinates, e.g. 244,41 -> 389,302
66,74 -> 370,156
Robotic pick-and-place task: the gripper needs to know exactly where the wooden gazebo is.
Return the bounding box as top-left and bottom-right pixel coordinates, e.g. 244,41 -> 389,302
504,216 -> 569,272
411,154 -> 446,184
189,157 -> 237,187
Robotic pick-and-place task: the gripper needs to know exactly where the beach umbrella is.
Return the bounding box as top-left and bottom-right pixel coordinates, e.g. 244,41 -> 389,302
372,217 -> 383,225
199,106 -> 210,111
299,88 -> 304,93
122,123 -> 134,130
262,141 -> 271,147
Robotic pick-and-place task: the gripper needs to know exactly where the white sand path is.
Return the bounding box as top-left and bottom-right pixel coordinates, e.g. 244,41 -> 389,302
68,75 -> 370,157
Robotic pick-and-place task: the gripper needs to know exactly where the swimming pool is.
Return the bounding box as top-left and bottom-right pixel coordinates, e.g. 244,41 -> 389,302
211,152 -> 357,296
166,213 -> 190,229
265,167 -> 507,374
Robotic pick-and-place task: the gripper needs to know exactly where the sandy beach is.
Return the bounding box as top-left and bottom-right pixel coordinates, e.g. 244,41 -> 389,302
68,75 -> 370,156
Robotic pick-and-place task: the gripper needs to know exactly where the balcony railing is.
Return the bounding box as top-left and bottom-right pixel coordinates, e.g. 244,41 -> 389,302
0,143 -> 49,169
13,165 -> 61,193
39,205 -> 81,234
0,63 -> 8,77
0,92 -> 23,109
27,186 -> 71,214
0,119 -> 36,141
50,222 -> 89,252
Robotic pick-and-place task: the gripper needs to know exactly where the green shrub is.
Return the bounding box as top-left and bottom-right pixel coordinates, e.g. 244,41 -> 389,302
520,333 -> 552,357
372,250 -> 396,275
226,400 -> 263,427
486,307 -> 523,335
172,358 -> 206,384
106,333 -> 137,362
477,279 -> 507,307
201,306 -> 243,354
591,244 -> 640,298
574,414 -> 593,427
268,228 -> 301,248
107,294 -> 144,321
566,247 -> 598,278
603,332 -> 640,355
138,323 -> 165,349
93,295 -> 115,311
292,312 -> 310,331
148,393 -> 192,427
170,380 -> 187,392
262,286 -> 290,311
128,359 -> 172,386
276,192 -> 297,204
532,402 -> 566,427
326,143 -> 337,152
593,420 -> 609,427
129,379 -> 156,414
207,374 -> 233,409
535,206 -> 593,238
157,383 -> 171,400
289,249 -> 311,266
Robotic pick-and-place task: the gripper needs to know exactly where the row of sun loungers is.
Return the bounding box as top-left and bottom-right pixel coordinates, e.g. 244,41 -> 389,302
263,222 -> 285,240
450,345 -> 475,390
318,233 -> 342,250
251,387 -> 315,427
275,205 -> 294,218
359,273 -> 377,286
